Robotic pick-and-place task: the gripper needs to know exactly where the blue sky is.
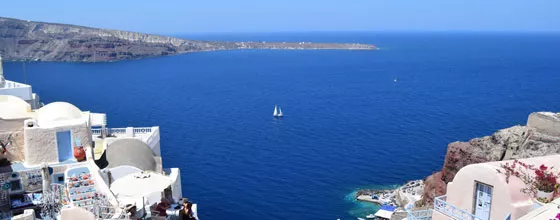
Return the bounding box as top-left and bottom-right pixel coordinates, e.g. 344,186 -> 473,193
1,0 -> 559,34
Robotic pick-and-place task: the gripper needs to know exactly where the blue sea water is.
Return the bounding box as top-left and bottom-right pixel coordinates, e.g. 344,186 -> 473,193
4,32 -> 560,220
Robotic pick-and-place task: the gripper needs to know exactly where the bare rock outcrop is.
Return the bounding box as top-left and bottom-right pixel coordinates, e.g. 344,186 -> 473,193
420,112 -> 560,206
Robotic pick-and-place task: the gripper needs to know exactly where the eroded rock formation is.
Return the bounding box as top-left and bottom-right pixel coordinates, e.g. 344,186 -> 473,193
420,112 -> 560,205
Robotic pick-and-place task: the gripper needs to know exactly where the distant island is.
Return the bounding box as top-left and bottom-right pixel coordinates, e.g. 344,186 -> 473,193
0,17 -> 376,62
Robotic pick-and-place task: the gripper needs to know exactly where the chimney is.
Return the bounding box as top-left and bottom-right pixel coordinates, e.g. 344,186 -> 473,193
0,56 -> 5,88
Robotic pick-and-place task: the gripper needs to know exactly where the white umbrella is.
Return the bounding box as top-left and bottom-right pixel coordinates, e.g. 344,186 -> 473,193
110,171 -> 172,197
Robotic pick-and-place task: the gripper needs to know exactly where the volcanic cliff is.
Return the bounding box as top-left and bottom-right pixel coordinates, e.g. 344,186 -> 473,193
0,17 -> 376,62
420,112 -> 560,206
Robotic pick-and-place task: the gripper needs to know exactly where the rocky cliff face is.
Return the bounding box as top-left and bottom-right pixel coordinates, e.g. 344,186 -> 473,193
420,112 -> 560,205
0,17 -> 376,62
0,17 -> 225,62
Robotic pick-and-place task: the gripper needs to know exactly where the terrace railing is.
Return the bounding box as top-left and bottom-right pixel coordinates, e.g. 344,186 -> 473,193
133,127 -> 152,134
0,80 -> 33,100
407,209 -> 433,220
1,81 -> 30,89
91,128 -> 128,136
91,127 -> 159,152
434,195 -> 482,220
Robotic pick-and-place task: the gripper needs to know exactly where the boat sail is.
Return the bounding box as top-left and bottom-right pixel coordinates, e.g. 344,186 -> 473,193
277,107 -> 283,117
273,105 -> 283,118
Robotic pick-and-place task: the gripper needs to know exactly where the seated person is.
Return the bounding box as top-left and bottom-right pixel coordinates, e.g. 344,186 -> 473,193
155,198 -> 171,216
125,203 -> 140,220
179,199 -> 199,220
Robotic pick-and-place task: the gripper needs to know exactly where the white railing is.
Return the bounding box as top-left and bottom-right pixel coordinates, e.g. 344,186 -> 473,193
92,127 -> 160,155
91,128 -> 127,136
0,80 -> 33,100
407,209 -> 433,220
110,128 -> 127,134
92,129 -> 102,135
434,195 -> 482,220
0,80 -> 30,89
133,127 -> 152,134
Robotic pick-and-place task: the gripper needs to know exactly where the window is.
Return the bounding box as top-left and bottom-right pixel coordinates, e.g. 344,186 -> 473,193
52,173 -> 65,185
10,180 -> 21,191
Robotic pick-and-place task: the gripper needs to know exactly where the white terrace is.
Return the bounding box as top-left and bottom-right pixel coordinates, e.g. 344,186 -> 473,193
0,56 -> 41,109
91,126 -> 162,159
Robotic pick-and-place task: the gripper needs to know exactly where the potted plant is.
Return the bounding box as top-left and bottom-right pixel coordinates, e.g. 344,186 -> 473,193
534,165 -> 558,203
498,161 -> 559,203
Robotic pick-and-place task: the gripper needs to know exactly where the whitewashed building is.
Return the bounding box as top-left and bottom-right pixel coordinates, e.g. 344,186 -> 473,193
0,56 -> 41,109
407,155 -> 560,220
0,80 -> 185,218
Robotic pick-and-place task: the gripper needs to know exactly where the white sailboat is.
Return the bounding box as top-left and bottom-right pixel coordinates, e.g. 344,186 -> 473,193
277,106 -> 283,117
273,105 -> 284,118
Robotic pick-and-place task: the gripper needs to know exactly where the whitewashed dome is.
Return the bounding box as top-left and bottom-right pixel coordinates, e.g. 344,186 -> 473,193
0,95 -> 31,118
37,102 -> 82,124
105,139 -> 157,171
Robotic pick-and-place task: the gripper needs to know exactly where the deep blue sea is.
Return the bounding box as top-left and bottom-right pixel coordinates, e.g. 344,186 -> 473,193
4,32 -> 560,220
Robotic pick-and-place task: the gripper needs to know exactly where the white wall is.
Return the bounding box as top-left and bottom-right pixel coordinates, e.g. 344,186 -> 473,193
60,207 -> 95,220
443,164 -> 520,220
169,168 -> 183,203
0,83 -> 32,101
23,120 -> 92,166
438,155 -> 560,220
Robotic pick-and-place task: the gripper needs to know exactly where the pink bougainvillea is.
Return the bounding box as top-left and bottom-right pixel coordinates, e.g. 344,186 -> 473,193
497,160 -> 560,196
534,164 -> 558,193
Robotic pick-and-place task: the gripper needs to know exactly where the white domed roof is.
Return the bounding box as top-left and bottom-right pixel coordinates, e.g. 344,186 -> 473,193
105,139 -> 157,171
37,102 -> 83,124
0,95 -> 31,118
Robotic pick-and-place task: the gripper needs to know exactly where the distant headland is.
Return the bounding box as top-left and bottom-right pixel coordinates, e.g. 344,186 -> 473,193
0,17 -> 376,62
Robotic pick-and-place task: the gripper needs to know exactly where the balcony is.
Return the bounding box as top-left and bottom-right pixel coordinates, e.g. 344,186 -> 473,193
1,80 -> 30,89
407,209 -> 433,220
0,80 -> 33,100
92,126 -> 161,157
434,195 -> 482,220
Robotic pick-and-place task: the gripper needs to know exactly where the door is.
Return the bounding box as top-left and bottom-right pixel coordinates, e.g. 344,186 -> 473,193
474,182 -> 493,220
56,131 -> 72,161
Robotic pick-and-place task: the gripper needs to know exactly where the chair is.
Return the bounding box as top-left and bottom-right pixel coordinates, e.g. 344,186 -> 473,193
149,203 -> 168,220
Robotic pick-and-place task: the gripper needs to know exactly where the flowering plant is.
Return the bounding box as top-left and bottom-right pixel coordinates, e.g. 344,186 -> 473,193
534,164 -> 558,193
497,160 -> 535,194
497,160 -> 559,195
